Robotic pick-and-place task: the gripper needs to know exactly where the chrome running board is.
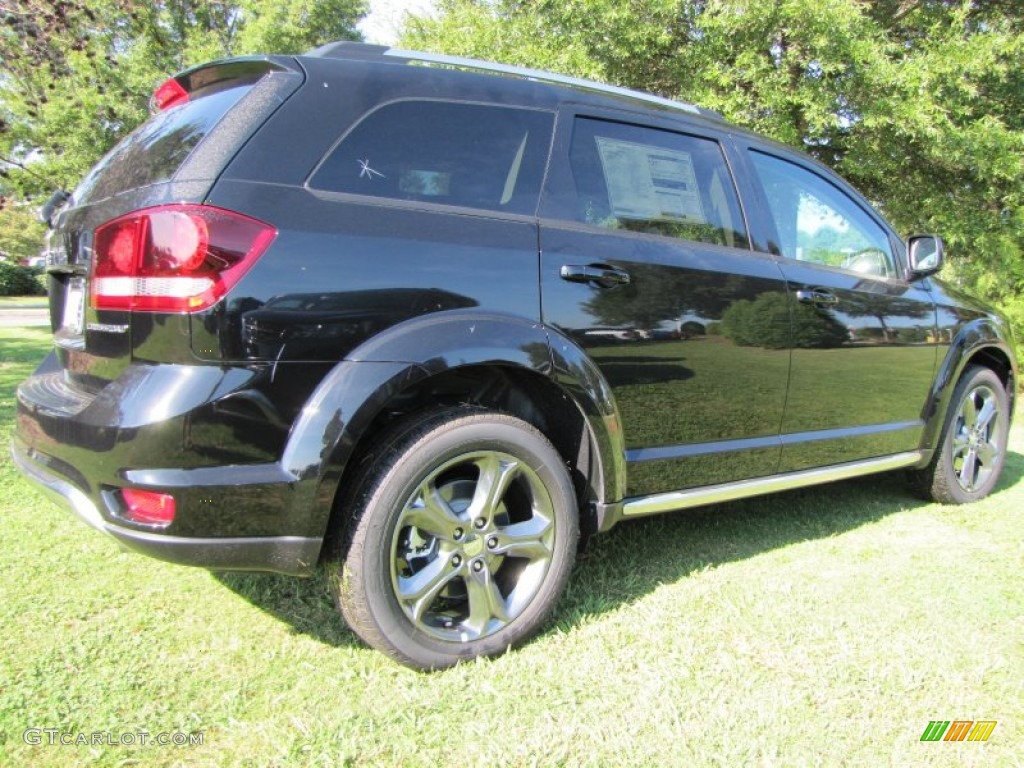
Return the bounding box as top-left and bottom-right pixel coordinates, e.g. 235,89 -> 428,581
621,451 -> 925,519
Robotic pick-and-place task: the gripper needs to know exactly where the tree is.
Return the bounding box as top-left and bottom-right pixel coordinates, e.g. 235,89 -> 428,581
0,199 -> 46,263
405,0 -> 1024,357
0,0 -> 367,198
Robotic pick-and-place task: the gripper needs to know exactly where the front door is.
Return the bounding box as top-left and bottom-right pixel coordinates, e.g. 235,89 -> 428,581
743,149 -> 938,471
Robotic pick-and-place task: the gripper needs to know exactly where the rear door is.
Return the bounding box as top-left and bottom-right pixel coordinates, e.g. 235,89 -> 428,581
539,111 -> 790,497
740,146 -> 938,470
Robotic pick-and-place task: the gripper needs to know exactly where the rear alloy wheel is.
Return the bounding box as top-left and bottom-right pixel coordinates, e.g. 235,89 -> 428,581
910,365 -> 1009,504
334,408 -> 578,670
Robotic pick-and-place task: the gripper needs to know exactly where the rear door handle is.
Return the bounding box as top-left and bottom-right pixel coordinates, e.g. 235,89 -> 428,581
796,288 -> 839,306
560,264 -> 631,288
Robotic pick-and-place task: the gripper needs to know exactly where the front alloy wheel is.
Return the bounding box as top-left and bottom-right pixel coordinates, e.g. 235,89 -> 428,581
334,408 -> 578,670
910,365 -> 1009,504
949,380 -> 1003,494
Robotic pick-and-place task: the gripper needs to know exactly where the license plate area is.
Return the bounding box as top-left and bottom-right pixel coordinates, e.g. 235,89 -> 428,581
61,277 -> 86,335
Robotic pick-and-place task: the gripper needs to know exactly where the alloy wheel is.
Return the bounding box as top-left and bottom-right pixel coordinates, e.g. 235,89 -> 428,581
390,451 -> 556,642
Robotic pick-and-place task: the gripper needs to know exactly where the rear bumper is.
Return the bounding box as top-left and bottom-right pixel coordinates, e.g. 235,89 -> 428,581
11,436 -> 321,576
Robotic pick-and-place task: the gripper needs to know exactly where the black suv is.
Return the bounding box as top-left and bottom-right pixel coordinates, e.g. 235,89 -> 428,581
13,42 -> 1016,669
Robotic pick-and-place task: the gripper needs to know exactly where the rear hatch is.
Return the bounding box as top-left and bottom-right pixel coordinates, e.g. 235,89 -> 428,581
43,57 -> 302,392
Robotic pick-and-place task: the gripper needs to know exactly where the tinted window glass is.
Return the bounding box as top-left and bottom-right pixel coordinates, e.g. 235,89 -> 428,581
310,101 -> 554,215
74,83 -> 253,205
567,118 -> 748,248
749,151 -> 896,278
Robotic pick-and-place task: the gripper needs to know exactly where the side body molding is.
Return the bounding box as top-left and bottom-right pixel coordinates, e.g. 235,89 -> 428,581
279,311 -> 627,546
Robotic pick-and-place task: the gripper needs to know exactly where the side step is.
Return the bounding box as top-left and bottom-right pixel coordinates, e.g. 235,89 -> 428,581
595,451 -> 925,531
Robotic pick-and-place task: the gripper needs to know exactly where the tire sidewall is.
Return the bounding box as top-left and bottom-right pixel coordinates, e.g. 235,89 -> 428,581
347,413 -> 578,669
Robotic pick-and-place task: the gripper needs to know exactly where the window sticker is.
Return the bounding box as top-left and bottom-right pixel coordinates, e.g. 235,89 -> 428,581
595,136 -> 705,224
400,170 -> 450,197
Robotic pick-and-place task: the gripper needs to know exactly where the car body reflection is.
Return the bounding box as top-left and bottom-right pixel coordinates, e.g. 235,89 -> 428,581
241,288 -> 477,362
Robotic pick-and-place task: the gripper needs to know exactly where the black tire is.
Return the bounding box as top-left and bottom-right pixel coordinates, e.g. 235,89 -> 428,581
909,365 -> 1009,504
332,407 -> 579,670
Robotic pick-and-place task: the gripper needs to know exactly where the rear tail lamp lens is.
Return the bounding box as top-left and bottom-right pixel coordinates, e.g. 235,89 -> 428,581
120,489 -> 176,526
91,205 -> 276,312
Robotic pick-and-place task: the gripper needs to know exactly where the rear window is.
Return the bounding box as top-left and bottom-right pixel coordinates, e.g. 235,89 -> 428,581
309,101 -> 554,215
73,82 -> 254,205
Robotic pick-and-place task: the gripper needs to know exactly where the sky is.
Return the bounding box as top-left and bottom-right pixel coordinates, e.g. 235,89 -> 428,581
358,0 -> 436,46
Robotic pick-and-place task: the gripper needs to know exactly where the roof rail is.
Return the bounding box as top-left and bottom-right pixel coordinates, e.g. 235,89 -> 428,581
387,49 -> 713,118
304,41 -> 721,121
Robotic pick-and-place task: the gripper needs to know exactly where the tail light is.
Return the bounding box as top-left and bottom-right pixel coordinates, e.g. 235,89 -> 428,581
120,489 -> 176,526
91,204 -> 276,312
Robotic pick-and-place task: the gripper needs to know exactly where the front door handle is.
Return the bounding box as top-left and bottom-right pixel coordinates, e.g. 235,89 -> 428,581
796,288 -> 839,306
560,264 -> 631,288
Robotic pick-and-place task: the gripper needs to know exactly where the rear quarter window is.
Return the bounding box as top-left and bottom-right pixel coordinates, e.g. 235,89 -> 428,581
308,101 -> 554,216
73,82 -> 255,205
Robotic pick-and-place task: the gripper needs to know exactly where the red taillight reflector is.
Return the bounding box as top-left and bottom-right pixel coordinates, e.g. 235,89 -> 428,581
120,489 -> 176,526
152,77 -> 190,111
91,204 -> 276,312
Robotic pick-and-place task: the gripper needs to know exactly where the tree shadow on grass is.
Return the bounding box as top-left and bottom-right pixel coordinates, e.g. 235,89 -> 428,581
213,453 -> 1024,651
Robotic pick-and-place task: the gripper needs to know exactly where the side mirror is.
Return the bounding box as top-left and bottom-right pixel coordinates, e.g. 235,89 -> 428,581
908,235 -> 943,278
39,189 -> 69,228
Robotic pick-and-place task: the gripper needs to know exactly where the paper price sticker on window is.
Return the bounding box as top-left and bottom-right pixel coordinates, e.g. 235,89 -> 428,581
595,136 -> 706,223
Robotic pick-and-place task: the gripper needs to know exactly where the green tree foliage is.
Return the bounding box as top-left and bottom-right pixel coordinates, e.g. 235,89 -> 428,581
0,261 -> 46,295
406,1 -> 1024,349
0,201 -> 46,262
0,0 -> 367,197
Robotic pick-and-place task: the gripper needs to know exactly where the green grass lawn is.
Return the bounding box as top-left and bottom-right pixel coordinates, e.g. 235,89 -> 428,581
0,296 -> 48,308
1,327 -> 1021,766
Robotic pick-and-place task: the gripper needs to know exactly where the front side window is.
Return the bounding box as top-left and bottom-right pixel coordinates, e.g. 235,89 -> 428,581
567,118 -> 748,248
309,101 -> 554,215
749,151 -> 896,278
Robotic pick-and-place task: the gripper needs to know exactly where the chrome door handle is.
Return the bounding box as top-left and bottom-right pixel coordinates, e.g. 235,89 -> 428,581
560,264 -> 631,288
796,289 -> 839,306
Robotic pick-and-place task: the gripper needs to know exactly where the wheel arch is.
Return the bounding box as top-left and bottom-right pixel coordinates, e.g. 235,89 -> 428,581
280,311 -> 626,556
919,319 -> 1017,461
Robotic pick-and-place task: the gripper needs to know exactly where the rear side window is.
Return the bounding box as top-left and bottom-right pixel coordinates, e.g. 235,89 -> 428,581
567,117 -> 748,248
73,82 -> 254,205
309,101 -> 554,215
